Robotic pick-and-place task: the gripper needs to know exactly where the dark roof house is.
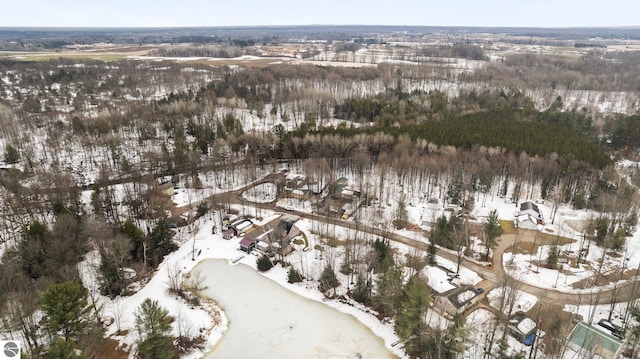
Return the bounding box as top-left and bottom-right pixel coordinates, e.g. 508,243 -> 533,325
517,201 -> 544,230
434,285 -> 479,315
222,227 -> 237,240
239,238 -> 256,253
507,312 -> 537,346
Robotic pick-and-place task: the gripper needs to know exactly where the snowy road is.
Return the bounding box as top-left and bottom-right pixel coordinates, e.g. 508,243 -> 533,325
209,174 -> 640,307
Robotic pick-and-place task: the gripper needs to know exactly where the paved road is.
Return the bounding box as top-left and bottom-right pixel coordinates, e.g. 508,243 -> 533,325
206,173 -> 640,307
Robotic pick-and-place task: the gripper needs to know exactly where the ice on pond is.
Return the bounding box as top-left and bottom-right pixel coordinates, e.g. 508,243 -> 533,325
197,259 -> 396,359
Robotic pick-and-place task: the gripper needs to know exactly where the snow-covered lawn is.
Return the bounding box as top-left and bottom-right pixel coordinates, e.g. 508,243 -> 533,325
464,308 -> 543,359
503,252 -> 597,292
241,182 -> 276,203
275,198 -> 313,213
487,288 -> 538,313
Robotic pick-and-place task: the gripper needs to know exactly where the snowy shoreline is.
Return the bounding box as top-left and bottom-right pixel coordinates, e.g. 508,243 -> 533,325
193,258 -> 399,358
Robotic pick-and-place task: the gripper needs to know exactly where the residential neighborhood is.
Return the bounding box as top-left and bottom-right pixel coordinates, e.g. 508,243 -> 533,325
1,17 -> 640,359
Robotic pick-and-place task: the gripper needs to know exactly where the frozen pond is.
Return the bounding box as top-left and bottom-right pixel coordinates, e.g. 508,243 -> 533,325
197,259 -> 396,359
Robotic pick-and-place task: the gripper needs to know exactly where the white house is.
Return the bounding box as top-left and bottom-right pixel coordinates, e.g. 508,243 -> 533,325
516,201 -> 544,230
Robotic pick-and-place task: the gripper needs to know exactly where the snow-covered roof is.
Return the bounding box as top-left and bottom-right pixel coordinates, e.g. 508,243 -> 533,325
517,213 -> 537,223
341,188 -> 354,197
517,318 -> 536,335
423,267 -> 456,293
457,290 -> 476,304
234,220 -> 254,231
286,173 -> 305,181
256,241 -> 270,251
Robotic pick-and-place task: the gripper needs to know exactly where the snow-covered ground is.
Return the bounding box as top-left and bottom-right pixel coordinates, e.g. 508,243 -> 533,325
241,182 -> 276,203
5,138 -> 640,358
275,197 -> 313,213
73,162 -> 640,358
465,308 -> 542,359
487,288 -> 538,313
75,206 -> 409,358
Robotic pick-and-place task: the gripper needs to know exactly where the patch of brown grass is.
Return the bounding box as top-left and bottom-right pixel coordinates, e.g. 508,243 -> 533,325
526,303 -> 578,356
499,220 -> 516,234
80,336 -> 129,359
571,268 -> 640,289
510,230 -> 575,255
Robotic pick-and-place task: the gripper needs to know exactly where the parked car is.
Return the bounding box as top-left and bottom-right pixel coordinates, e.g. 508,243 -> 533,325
284,205 -> 294,211
474,287 -> 485,295
598,319 -> 625,339
524,333 -> 536,346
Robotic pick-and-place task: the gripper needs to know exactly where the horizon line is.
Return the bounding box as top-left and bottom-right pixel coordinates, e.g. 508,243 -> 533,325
1,24 -> 639,31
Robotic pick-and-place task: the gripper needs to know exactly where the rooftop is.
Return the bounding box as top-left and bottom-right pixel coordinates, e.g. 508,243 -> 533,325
519,201 -> 540,214
568,322 -> 622,359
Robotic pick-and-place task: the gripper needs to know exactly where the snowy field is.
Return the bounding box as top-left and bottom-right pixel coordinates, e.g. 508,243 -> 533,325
241,182 -> 276,203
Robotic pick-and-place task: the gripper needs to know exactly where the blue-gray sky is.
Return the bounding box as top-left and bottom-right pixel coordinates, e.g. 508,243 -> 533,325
1,0 -> 638,28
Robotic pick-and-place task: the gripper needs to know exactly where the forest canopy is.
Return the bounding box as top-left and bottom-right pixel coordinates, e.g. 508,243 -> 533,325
295,109 -> 612,168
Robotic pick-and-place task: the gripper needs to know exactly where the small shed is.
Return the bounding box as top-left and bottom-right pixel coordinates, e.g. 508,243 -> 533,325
256,241 -> 271,253
516,214 -> 539,230
507,312 -> 537,346
223,227 -> 237,240
232,219 -> 255,235
239,238 -> 256,253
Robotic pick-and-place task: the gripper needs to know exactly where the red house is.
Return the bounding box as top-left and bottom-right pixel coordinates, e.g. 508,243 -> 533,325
239,238 -> 256,253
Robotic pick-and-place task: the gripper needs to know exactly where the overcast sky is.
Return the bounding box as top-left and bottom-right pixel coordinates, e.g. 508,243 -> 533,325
1,0 -> 638,28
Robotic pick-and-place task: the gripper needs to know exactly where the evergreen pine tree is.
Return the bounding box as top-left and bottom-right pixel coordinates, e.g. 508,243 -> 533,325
4,143 -> 19,164
46,337 -> 87,359
123,219 -> 147,263
287,266 -> 303,283
90,188 -> 103,216
396,276 -> 430,350
257,254 -> 273,272
394,194 -> 409,229
372,263 -> 405,317
483,210 -> 503,261
428,240 -> 437,266
319,265 -> 340,295
135,299 -> 175,359
547,244 -> 559,269
444,312 -> 468,356
40,281 -> 93,341
373,237 -> 393,272
148,219 -> 177,267
351,273 -> 371,304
